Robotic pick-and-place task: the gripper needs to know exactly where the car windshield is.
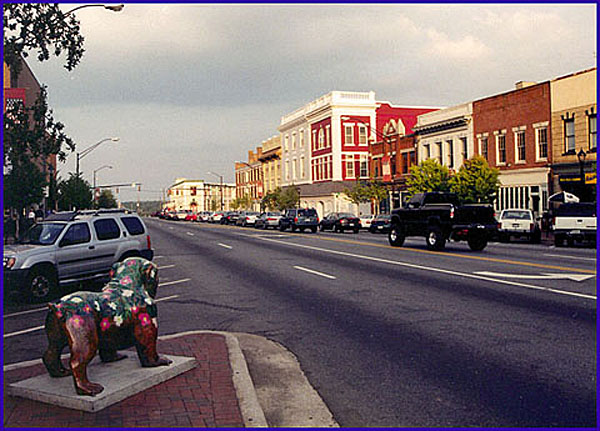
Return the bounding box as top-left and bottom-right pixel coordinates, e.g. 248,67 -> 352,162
266,212 -> 280,216
20,223 -> 65,245
339,213 -> 356,218
298,209 -> 317,216
502,210 -> 531,220
375,215 -> 391,221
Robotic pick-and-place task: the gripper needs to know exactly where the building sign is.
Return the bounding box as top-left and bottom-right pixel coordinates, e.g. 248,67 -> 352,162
382,156 -> 392,182
585,172 -> 596,185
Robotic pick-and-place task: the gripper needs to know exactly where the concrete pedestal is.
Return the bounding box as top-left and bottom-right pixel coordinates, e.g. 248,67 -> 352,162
6,354 -> 197,412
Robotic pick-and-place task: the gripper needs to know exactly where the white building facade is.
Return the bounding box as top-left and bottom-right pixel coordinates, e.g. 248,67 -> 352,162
166,178 -> 236,212
278,91 -> 378,218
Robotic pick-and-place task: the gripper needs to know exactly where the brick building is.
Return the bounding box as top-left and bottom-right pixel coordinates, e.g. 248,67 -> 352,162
473,81 -> 552,215
235,148 -> 263,211
550,67 -> 596,202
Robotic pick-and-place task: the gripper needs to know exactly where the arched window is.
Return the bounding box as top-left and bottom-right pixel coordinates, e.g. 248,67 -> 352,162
318,129 -> 325,149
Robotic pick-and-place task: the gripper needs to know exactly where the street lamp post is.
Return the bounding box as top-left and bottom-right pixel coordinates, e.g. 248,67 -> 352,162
93,165 -> 113,189
208,171 -> 224,211
64,4 -> 124,17
577,148 -> 587,201
76,137 -> 119,178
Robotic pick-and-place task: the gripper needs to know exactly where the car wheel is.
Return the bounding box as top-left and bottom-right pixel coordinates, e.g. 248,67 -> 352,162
319,223 -> 325,232
499,233 -> 509,243
334,224 -> 341,233
353,227 -> 359,234
291,225 -> 297,232
467,233 -> 488,251
26,266 -> 58,303
554,234 -> 564,247
311,227 -> 317,233
279,224 -> 286,232
388,225 -> 406,247
300,227 -> 305,233
426,226 -> 445,250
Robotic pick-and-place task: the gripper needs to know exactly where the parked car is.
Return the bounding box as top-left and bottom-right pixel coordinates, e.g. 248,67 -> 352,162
279,208 -> 319,233
198,211 -> 212,222
497,209 -> 541,243
174,210 -> 190,221
359,215 -> 375,230
254,212 -> 282,229
552,202 -> 596,246
3,209 -> 154,303
236,211 -> 260,227
221,211 -> 240,225
319,212 -> 361,233
388,192 -> 497,251
369,214 -> 392,234
185,212 -> 198,222
210,211 -> 225,223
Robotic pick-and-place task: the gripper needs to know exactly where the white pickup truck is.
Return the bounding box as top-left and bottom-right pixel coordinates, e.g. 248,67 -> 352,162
552,202 -> 597,246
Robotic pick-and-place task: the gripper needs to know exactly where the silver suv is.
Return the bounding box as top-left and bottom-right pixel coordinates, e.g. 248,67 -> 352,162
3,209 -> 154,302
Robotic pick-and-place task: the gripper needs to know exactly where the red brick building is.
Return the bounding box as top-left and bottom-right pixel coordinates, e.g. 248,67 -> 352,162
473,81 -> 552,215
369,103 -> 438,211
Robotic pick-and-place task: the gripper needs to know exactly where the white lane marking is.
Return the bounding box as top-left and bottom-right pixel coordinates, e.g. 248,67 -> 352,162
186,232 -> 194,236
4,307 -> 47,319
474,271 -> 595,282
294,265 -> 337,280
154,255 -> 165,259
4,325 -> 44,338
218,243 -> 233,249
256,236 -> 596,301
155,294 -> 179,302
3,296 -> 180,340
159,278 -> 191,287
158,264 -> 176,270
544,253 -> 596,262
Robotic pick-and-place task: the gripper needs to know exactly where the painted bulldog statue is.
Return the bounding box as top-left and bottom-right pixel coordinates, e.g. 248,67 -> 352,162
42,257 -> 171,396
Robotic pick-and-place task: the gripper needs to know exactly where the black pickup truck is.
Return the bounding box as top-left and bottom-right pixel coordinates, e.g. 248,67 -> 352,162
388,192 -> 497,251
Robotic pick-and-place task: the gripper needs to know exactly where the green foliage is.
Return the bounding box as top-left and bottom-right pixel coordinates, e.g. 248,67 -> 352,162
449,155 -> 500,203
230,195 -> 252,210
261,188 -> 281,210
406,159 -> 451,196
3,4 -> 85,74
277,186 -> 300,210
210,199 -> 218,212
343,181 -> 388,212
3,158 -> 46,212
57,173 -> 92,211
96,190 -> 117,209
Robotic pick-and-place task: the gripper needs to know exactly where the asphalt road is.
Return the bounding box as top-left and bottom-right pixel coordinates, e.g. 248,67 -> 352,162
3,218 -> 597,427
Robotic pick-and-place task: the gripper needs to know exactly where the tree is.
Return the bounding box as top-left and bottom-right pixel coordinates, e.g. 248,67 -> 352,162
277,186 -> 300,210
210,199 -> 218,212
261,188 -> 281,211
406,159 -> 451,196
3,4 -> 85,75
96,190 -> 117,209
57,173 -> 93,211
344,180 -> 389,214
450,155 -> 501,203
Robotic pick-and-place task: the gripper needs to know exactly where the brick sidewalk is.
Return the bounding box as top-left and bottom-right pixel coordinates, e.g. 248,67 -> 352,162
3,333 -> 244,427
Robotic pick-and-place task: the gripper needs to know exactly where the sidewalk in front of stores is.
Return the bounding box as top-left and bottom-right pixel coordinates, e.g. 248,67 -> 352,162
3,330 -> 338,428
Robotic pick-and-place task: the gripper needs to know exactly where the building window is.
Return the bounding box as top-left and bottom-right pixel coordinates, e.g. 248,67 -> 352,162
345,125 -> 354,145
515,131 -> 526,162
358,126 -> 367,145
480,137 -> 488,160
285,161 -> 290,180
325,125 -> 331,148
496,134 -> 506,164
345,157 -> 355,178
436,141 -> 442,164
299,129 -> 304,147
292,159 -> 298,180
318,129 -> 325,149
300,156 -> 305,178
589,114 -> 597,150
285,135 -> 289,152
446,139 -> 454,168
312,130 -> 317,151
460,137 -> 468,160
536,127 -> 548,160
291,133 -> 296,150
402,154 -> 409,174
359,157 -> 368,177
564,118 -> 575,153
423,143 -> 430,160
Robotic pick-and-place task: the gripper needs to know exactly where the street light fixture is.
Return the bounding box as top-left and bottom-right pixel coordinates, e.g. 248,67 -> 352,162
64,4 -> 124,17
76,137 -> 120,178
93,164 -> 113,189
207,171 -> 224,211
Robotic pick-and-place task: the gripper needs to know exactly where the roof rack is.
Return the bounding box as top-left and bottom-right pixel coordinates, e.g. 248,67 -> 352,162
44,208 -> 134,221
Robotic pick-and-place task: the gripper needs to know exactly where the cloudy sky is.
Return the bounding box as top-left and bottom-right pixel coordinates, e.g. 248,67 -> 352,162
26,3 -> 596,202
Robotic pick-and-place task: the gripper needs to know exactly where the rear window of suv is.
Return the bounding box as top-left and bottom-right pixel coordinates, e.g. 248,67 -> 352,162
94,218 -> 121,240
556,203 -> 596,217
121,216 -> 146,235
298,209 -> 317,217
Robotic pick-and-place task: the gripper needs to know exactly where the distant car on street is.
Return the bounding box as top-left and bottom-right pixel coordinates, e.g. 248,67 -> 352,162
369,214 -> 392,234
210,212 -> 225,223
359,215 -> 375,230
279,208 -> 319,233
497,209 -> 541,243
319,212 -> 361,233
221,211 -> 240,225
237,211 -> 260,227
551,202 -> 596,246
254,212 -> 282,230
